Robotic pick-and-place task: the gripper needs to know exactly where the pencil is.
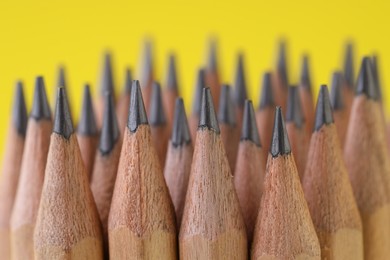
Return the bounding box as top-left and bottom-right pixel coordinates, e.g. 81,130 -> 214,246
116,67 -> 132,134
10,77 -> 52,260
139,41 -> 154,111
180,87 -> 247,259
303,85 -> 363,259
330,71 -> 348,147
251,107 -> 320,259
163,54 -> 180,127
205,40 -> 221,109
272,41 -> 289,108
55,66 -> 74,120
164,97 -> 193,228
150,81 -> 169,169
299,55 -> 315,136
233,53 -> 248,128
0,81 -> 28,259
344,57 -> 390,259
189,68 -> 206,142
34,87 -> 103,259
256,72 -> 275,166
108,80 -> 177,259
77,84 -> 99,181
342,43 -> 355,119
285,85 -> 308,180
234,100 -> 265,244
218,84 -> 239,173
90,91 -> 121,258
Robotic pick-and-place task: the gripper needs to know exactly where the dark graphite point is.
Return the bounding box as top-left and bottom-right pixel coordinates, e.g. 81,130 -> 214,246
314,85 -> 334,131
100,52 -> 115,96
270,106 -> 291,157
141,41 -> 153,85
277,41 -> 288,87
171,98 -> 191,147
57,66 -> 66,88
259,72 -> 275,109
31,76 -> 51,120
300,55 -> 312,92
99,92 -> 119,155
344,43 -> 355,88
330,72 -> 345,110
286,86 -> 304,129
356,57 -> 378,100
123,68 -> 132,94
12,81 -> 28,136
128,80 -> 148,132
149,82 -> 167,126
192,68 -> 206,116
166,54 -> 179,91
218,84 -> 236,126
371,55 -> 382,101
234,54 -> 248,107
199,87 -> 220,134
207,40 -> 218,72
78,84 -> 98,136
241,100 -> 261,146
53,87 -> 74,139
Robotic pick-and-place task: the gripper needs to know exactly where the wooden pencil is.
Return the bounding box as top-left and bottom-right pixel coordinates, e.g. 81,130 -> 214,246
189,68 -> 206,142
163,54 -> 180,128
342,43 -> 355,120
303,85 -> 363,259
180,87 -> 247,259
256,72 -> 275,166
150,81 -> 169,169
116,67 -> 132,134
218,84 -> 239,173
164,97 -> 193,228
0,81 -> 28,260
251,107 -> 320,259
205,40 -> 221,109
234,100 -> 265,244
139,41 -> 154,112
10,77 -> 52,260
34,87 -> 103,259
108,80 -> 177,259
77,84 -> 99,181
272,41 -> 289,108
55,66 -> 74,122
233,53 -> 248,128
344,57 -> 390,259
285,85 -> 308,180
90,91 -> 121,258
299,55 -> 315,136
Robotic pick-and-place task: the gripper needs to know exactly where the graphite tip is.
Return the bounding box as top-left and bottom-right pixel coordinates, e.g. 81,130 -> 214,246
77,84 -> 98,136
31,76 -> 51,120
12,81 -> 28,136
233,53 -> 248,107
241,100 -> 261,146
314,85 -> 334,131
149,82 -> 167,126
166,54 -> 179,91
53,87 -> 74,139
270,106 -> 291,157
330,71 -> 345,110
286,86 -> 304,129
123,67 -> 132,94
99,92 -> 119,155
371,55 -> 382,101
259,72 -> 275,109
192,68 -> 206,116
207,39 -> 218,72
140,41 -> 153,86
57,66 -> 66,88
100,52 -> 115,96
277,41 -> 289,87
128,80 -> 148,132
199,87 -> 220,133
356,57 -> 378,100
218,84 -> 236,126
171,98 -> 191,147
300,55 -> 312,92
343,43 -> 355,88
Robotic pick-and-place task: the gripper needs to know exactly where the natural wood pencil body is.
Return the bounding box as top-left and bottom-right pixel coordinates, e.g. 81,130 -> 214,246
256,107 -> 274,167
151,125 -> 169,170
272,74 -> 287,108
189,114 -> 199,143
108,126 -> 177,259
10,120 -> 51,260
77,135 -> 98,181
333,108 -> 348,147
285,123 -> 308,180
163,89 -> 179,128
220,124 -> 239,173
116,93 -> 130,133
298,88 -> 314,136
205,71 -> 220,109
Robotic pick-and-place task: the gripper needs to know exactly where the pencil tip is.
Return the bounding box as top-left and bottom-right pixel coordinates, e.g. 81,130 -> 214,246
100,52 -> 115,96
57,66 -> 66,88
171,98 -> 191,147
31,76 -> 51,120
207,40 -> 218,71
259,72 -> 275,109
344,43 -> 354,88
286,86 -> 304,128
300,55 -> 311,92
277,41 -> 288,87
234,54 -> 248,106
12,81 -> 28,136
77,84 -> 97,136
270,107 -> 291,157
53,87 -> 74,139
199,87 -> 220,133
330,71 -> 345,110
123,68 -> 132,94
241,100 -> 261,146
166,54 -> 178,91
192,68 -> 206,115
356,57 -> 378,100
128,80 -> 148,132
314,85 -> 334,131
149,82 -> 166,126
371,55 -> 382,100
218,84 -> 236,126
141,41 -> 153,85
99,92 -> 119,155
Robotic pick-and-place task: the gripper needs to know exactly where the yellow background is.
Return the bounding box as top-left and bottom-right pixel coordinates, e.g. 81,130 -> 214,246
0,0 -> 389,159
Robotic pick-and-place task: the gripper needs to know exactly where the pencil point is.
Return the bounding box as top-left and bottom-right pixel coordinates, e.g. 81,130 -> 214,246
199,87 -> 220,133
53,87 -> 74,139
356,57 -> 378,100
123,68 -> 132,94
172,98 -> 191,147
207,40 -> 218,71
241,100 -> 261,146
31,76 -> 51,120
100,52 -> 115,96
286,86 -> 304,128
314,85 -> 334,131
192,68 -> 206,116
57,66 -> 66,88
371,55 -> 382,100
233,54 -> 248,106
270,107 -> 291,157
99,92 -> 119,155
78,84 -> 98,136
218,84 -> 236,126
277,41 -> 288,87
330,72 -> 345,110
128,80 -> 148,132
259,72 -> 275,109
12,81 -> 28,136
300,55 -> 311,92
166,54 -> 178,91
141,41 -> 153,85
149,82 -> 166,126
344,43 -> 354,88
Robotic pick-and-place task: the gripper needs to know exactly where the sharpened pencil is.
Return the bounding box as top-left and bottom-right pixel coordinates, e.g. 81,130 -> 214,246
330,71 -> 348,147
272,41 -> 289,108
116,67 -> 132,134
205,40 -> 221,109
139,41 -> 154,112
233,53 -> 248,128
163,54 -> 180,128
299,55 -> 315,136
189,68 -> 206,142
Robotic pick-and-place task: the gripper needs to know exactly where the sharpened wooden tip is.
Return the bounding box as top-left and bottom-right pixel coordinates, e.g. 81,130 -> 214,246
31,76 -> 51,120
199,87 -> 220,134
218,84 -> 236,126
314,85 -> 334,131
300,55 -> 312,92
100,52 -> 115,96
166,54 -> 179,91
330,71 -> 345,110
356,57 -> 378,100
277,41 -> 288,87
241,100 -> 261,146
172,98 -> 191,147
286,86 -> 304,129
100,92 -> 119,155
192,68 -> 206,116
207,39 -> 218,71
141,41 -> 153,85
127,80 -> 148,132
344,43 -> 355,88
233,54 -> 248,107
123,67 -> 132,94
12,81 -> 28,136
53,87 -> 73,139
270,107 -> 291,157
259,72 -> 275,109
371,55 -> 382,101
149,82 -> 167,126
78,84 -> 98,136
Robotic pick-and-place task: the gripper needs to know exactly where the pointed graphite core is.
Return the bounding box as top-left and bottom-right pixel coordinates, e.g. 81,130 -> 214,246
218,84 -> 236,126
78,84 -> 98,136
286,86 -> 304,129
128,80 -> 148,132
192,68 -> 206,116
207,39 -> 218,72
57,66 -> 66,88
149,81 -> 167,126
259,72 -> 275,109
356,57 -> 378,100
234,54 -> 248,107
330,72 -> 345,110
123,68 -> 132,94
277,41 -> 288,87
31,76 -> 51,120
241,100 -> 261,146
12,81 -> 28,136
270,106 -> 291,157
53,87 -> 74,139
300,55 -> 312,92
171,98 -> 191,147
198,87 -> 220,134
141,41 -> 153,86
314,85 -> 334,131
344,43 -> 354,88
371,55 -> 382,101
100,52 -> 115,96
99,92 -> 120,155
166,54 -> 179,91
